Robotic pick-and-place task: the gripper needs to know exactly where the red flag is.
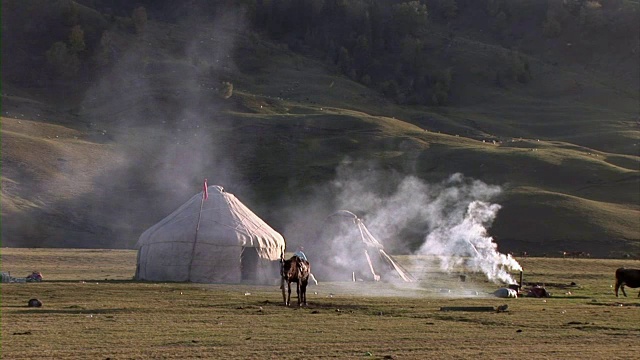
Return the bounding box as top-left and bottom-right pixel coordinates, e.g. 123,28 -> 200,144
203,178 -> 208,200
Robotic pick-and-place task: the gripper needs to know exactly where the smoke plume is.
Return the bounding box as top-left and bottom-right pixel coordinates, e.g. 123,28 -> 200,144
420,200 -> 522,284
290,161 -> 521,286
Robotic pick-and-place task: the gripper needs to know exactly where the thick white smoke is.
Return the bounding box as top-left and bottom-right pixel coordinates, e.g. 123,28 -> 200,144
420,200 -> 522,284
325,164 -> 522,285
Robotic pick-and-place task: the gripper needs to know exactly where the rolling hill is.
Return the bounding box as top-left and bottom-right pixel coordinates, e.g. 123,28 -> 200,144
1,0 -> 638,257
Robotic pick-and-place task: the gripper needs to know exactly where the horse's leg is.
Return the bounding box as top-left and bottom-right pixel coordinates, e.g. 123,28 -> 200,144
281,277 -> 286,305
621,283 -> 628,297
296,281 -> 302,306
301,279 -> 308,306
287,281 -> 292,306
615,280 -> 621,297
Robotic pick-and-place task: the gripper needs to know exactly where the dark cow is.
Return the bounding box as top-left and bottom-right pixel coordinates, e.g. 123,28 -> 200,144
281,256 -> 310,307
614,268 -> 640,297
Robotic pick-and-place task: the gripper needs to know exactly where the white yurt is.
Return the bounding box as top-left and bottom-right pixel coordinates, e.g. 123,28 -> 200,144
135,185 -> 285,284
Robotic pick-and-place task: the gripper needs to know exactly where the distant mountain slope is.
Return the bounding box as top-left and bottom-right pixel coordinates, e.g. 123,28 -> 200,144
1,1 -> 638,257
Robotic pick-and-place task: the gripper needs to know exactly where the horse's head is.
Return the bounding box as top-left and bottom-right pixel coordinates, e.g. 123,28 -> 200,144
282,258 -> 295,280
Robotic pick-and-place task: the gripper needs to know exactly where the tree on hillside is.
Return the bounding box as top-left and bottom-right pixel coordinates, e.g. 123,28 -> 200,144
46,41 -> 80,78
64,1 -> 80,26
542,15 -> 562,38
95,30 -> 114,67
337,46 -> 352,74
219,81 -> 233,99
392,1 -> 429,37
69,25 -> 86,54
400,35 -> 424,70
432,0 -> 458,20
132,6 -> 147,34
578,1 -> 607,33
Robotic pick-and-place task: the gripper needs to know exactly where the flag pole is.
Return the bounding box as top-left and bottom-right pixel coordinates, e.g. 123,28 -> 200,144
188,179 -> 207,281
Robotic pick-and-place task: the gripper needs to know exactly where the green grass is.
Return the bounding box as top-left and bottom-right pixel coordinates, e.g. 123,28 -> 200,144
2,249 -> 640,359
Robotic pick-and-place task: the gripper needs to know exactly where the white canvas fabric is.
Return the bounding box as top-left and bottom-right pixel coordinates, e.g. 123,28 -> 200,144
309,210 -> 415,282
135,186 -> 285,283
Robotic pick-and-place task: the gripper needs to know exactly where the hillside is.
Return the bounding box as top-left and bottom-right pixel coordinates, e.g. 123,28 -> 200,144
1,0 -> 639,257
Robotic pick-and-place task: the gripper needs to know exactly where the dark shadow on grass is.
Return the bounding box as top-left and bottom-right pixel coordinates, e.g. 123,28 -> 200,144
256,299 -> 370,311
539,295 -> 592,299
3,308 -> 132,314
45,279 -> 261,285
586,302 -> 640,307
34,279 -> 137,284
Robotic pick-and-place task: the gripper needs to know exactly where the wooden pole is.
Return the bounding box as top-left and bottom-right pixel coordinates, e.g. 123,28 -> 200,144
187,193 -> 205,281
519,271 -> 523,289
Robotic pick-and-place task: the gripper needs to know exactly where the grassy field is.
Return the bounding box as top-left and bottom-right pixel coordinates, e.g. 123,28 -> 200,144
2,248 -> 639,359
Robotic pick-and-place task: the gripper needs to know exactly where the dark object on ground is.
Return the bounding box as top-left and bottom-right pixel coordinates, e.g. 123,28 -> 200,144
526,286 -> 551,298
28,298 -> 42,307
281,256 -> 310,307
13,331 -> 32,335
26,271 -> 42,282
615,268 -> 640,297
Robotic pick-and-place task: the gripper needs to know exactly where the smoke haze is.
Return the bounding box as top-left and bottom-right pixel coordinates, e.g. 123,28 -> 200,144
70,9 -> 250,245
285,160 -> 521,286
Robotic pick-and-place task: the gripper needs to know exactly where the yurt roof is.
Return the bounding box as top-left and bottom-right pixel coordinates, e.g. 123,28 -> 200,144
136,186 -> 284,255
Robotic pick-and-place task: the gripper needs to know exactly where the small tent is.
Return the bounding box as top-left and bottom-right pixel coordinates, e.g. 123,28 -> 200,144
307,210 -> 414,282
135,185 -> 285,284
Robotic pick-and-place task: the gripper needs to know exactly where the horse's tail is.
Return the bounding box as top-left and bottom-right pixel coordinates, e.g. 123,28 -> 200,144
279,257 -> 285,278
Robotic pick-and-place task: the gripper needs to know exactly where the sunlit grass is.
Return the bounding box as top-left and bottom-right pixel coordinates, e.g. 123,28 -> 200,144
2,248 -> 639,359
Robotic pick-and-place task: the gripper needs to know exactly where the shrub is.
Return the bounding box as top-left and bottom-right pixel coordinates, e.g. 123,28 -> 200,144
219,81 -> 233,99
361,74 -> 372,86
132,6 -> 147,34
68,25 -> 85,54
46,42 -> 80,78
380,80 -> 399,99
542,16 -> 562,38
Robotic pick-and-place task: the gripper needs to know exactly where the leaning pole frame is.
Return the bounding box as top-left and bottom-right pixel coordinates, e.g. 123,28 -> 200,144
187,191 -> 206,281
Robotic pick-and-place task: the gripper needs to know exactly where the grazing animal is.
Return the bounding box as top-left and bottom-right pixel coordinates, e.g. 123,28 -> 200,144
614,268 -> 640,297
281,256 -> 310,307
562,251 -> 591,258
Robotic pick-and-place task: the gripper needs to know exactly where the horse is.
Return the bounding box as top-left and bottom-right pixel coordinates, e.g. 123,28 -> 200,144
281,256 -> 310,307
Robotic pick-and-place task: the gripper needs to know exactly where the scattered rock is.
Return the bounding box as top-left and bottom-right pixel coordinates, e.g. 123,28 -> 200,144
27,299 -> 42,307
13,331 -> 32,335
